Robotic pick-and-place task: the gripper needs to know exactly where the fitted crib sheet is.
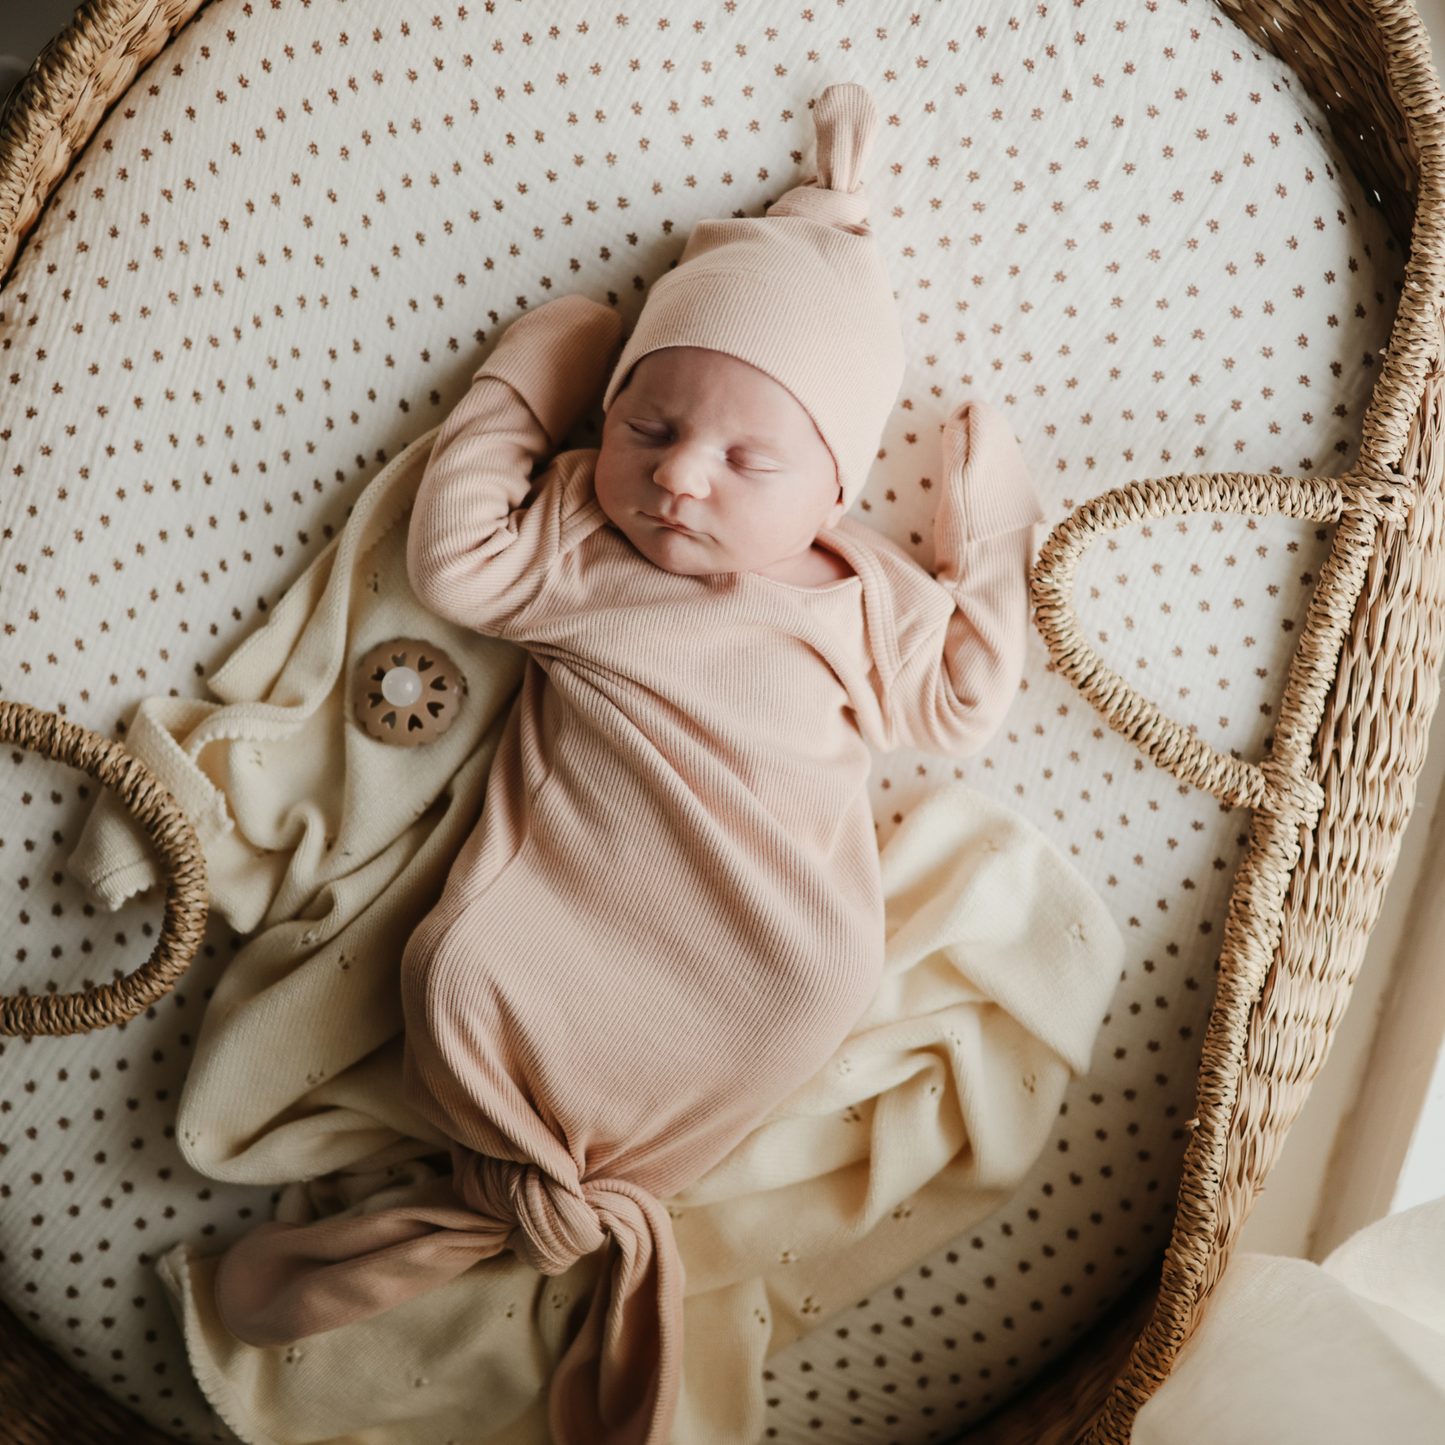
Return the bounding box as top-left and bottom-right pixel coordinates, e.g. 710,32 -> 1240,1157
0,0 -> 1403,1441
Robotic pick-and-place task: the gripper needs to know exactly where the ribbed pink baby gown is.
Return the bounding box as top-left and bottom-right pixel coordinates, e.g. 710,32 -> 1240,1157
213,294 -> 1043,1445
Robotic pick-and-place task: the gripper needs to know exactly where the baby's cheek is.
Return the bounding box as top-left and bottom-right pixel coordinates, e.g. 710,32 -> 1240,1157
593,448 -> 624,520
592,464 -> 648,553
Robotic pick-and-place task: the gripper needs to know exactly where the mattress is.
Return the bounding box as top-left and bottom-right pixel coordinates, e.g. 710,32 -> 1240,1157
0,0 -> 1402,1439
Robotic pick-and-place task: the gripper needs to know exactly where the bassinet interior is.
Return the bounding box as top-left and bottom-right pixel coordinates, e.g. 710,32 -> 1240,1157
0,1 -> 1437,1443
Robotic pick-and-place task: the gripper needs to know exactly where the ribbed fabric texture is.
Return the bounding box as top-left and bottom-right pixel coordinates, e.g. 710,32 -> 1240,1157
601,83 -> 904,504
810,81 -> 875,194
211,293 -> 1042,1445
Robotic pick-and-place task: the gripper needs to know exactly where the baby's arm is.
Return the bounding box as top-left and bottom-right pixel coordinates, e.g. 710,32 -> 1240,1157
888,400 -> 1044,754
407,295 -> 622,632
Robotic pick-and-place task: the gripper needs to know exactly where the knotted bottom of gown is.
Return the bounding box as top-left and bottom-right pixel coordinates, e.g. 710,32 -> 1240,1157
214,1145 -> 682,1445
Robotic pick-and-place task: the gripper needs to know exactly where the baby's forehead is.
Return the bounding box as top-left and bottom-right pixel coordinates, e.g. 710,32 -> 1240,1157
629,346 -> 814,427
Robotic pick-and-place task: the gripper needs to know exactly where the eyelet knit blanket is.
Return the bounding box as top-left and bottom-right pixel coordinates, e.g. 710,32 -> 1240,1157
70,412 -> 1122,1445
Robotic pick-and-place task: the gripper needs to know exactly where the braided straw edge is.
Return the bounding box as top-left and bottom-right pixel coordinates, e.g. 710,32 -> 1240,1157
0,0 -> 208,280
976,1 -> 1445,1437
1067,3 -> 1445,1440
0,702 -> 209,1033
0,1298 -> 178,1445
1028,466 -> 1389,1441
2,10 -> 216,1428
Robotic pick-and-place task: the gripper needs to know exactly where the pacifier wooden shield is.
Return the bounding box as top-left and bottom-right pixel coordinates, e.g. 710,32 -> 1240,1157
352,639 -> 463,747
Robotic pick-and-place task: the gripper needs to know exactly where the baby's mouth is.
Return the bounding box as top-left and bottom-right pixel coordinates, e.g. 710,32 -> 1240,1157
644,512 -> 701,536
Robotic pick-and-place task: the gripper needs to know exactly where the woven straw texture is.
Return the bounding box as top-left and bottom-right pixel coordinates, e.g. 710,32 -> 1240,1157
0,702 -> 208,1038
1,1 -> 1443,1442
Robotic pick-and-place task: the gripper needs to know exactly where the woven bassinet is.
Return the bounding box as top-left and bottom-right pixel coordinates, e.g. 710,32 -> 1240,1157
1,1 -> 1443,1441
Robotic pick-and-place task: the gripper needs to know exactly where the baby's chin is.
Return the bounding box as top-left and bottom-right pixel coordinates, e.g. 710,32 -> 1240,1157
622,519 -> 732,576
599,506 -> 744,576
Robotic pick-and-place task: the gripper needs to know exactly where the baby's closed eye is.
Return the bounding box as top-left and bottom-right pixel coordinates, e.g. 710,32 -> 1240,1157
730,451 -> 780,472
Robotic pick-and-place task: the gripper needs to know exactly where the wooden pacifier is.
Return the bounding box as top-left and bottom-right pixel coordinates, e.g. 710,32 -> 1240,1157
352,639 -> 463,747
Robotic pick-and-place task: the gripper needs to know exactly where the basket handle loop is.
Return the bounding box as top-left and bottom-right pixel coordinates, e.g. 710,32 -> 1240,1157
0,701 -> 208,1036
1029,468 -> 1391,829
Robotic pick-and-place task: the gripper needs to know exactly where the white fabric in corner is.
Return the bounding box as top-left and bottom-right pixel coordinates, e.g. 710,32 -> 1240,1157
1132,1197 -> 1445,1444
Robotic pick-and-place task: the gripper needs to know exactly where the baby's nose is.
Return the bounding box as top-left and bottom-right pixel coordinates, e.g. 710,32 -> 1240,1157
654,446 -> 712,499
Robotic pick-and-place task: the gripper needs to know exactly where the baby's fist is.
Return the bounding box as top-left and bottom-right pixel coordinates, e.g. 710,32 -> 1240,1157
542,293 -> 624,371
941,400 -> 1045,543
479,295 -> 624,447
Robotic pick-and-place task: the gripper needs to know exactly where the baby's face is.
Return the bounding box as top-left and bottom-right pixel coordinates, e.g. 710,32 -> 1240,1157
594,346 -> 844,578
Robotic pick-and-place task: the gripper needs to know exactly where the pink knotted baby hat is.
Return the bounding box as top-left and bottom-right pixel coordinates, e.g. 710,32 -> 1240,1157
601,82 -> 905,506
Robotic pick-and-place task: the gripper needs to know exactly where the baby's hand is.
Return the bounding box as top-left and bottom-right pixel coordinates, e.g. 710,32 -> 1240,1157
539,294 -> 625,383
941,404 -> 972,500
939,400 -> 1044,543
479,296 -> 624,452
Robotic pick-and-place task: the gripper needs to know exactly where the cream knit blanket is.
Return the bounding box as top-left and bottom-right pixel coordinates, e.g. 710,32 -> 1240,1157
70,428 -> 1121,1445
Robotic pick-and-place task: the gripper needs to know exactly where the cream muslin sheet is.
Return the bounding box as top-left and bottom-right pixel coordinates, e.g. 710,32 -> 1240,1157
70,426 -> 1122,1445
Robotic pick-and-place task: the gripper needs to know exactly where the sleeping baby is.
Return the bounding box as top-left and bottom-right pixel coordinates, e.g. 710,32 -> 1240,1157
211,83 -> 1044,1445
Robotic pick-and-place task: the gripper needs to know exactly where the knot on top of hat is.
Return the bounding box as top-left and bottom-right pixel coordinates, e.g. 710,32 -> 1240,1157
599,78 -> 904,507
811,82 -> 878,193
766,82 -> 879,231
766,183 -> 870,230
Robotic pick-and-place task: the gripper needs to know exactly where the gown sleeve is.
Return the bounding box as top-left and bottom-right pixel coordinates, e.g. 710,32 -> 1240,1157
875,399 -> 1045,755
406,294 -> 623,633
